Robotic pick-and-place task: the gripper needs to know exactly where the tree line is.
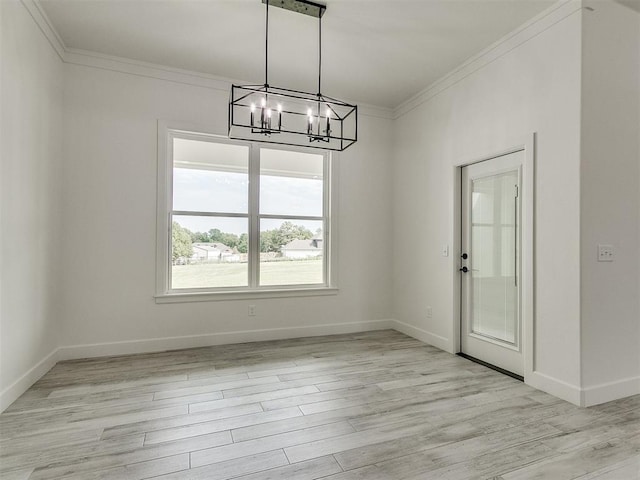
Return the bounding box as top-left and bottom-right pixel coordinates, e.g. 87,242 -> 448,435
172,221 -> 317,262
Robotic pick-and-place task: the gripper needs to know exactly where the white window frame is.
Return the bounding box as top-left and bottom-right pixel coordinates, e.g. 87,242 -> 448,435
155,122 -> 339,303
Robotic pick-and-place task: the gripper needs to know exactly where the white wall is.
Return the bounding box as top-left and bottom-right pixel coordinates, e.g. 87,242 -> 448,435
580,0 -> 640,404
391,2 -> 584,402
58,63 -> 394,355
0,0 -> 63,409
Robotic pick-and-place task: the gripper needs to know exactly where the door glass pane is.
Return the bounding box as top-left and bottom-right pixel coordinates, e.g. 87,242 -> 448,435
260,148 -> 324,217
259,218 -> 324,286
171,215 -> 248,289
471,171 -> 518,344
173,138 -> 249,214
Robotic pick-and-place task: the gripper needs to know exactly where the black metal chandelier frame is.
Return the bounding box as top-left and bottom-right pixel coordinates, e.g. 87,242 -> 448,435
228,0 -> 358,151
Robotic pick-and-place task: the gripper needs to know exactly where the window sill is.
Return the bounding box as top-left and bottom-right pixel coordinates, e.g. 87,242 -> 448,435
154,287 -> 339,304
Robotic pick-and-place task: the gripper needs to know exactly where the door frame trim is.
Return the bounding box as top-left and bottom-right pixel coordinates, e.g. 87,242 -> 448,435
452,133 -> 536,383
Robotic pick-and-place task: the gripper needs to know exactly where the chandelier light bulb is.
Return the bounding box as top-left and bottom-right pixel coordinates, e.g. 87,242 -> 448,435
261,98 -> 266,107
276,104 -> 282,130
250,103 -> 256,128
266,108 -> 273,129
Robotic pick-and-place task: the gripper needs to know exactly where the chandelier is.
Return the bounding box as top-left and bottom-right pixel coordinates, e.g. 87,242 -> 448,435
228,0 -> 358,151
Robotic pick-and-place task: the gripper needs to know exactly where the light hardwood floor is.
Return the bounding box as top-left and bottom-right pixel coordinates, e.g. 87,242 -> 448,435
1,330 -> 638,479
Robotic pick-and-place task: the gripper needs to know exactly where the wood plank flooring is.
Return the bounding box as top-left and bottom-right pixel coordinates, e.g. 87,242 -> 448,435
1,330 -> 638,479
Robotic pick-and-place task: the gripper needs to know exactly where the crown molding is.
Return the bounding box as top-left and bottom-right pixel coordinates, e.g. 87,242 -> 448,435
23,0 -> 394,120
21,0 -> 66,60
63,48 -> 393,119
393,0 -> 585,119
63,48 -> 238,93
63,48 -> 393,118
354,103 -> 394,120
21,0 -> 585,121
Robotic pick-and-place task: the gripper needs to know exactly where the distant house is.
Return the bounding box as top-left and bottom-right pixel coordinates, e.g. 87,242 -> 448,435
281,237 -> 323,259
192,242 -> 240,263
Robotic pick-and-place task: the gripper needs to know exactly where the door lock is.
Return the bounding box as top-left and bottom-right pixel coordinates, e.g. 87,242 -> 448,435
459,266 -> 470,273
461,253 -> 468,259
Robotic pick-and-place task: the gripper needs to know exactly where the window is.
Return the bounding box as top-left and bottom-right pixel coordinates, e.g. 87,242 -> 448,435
156,126 -> 337,301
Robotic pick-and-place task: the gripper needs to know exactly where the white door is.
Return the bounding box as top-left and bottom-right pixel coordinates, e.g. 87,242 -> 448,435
460,150 -> 523,376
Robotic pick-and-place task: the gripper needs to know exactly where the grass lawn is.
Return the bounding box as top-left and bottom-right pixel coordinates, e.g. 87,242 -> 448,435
172,258 -> 323,289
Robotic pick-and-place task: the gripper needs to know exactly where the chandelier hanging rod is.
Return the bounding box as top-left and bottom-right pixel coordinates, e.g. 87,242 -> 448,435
317,9 -> 321,96
265,0 -> 269,86
263,0 -> 327,92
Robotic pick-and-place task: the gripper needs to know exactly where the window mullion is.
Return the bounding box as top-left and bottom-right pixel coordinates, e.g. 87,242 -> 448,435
165,133 -> 176,293
172,211 -> 249,218
323,154 -> 330,286
248,145 -> 260,288
258,214 -> 324,222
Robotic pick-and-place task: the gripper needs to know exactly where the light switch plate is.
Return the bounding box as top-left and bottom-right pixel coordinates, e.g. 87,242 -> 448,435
442,244 -> 449,257
597,244 -> 614,262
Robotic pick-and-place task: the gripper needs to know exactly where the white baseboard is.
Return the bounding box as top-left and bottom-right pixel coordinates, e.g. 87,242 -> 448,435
4,321 -> 637,413
57,319 -> 395,361
526,371 -> 640,408
527,371 -> 582,406
390,323 -> 604,408
392,320 -> 452,353
1,320 -> 392,412
581,375 -> 640,407
0,348 -> 59,412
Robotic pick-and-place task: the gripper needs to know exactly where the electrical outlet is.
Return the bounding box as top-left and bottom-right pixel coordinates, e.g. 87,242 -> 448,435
248,305 -> 256,316
597,244 -> 614,262
426,306 -> 433,318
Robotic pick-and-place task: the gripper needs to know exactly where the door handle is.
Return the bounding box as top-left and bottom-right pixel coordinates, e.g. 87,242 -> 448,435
459,266 -> 478,273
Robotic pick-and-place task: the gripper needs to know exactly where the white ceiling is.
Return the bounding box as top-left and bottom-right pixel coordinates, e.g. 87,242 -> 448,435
38,0 -> 556,108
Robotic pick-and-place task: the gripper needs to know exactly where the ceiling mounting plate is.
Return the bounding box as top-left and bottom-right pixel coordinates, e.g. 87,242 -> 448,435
262,0 -> 326,18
